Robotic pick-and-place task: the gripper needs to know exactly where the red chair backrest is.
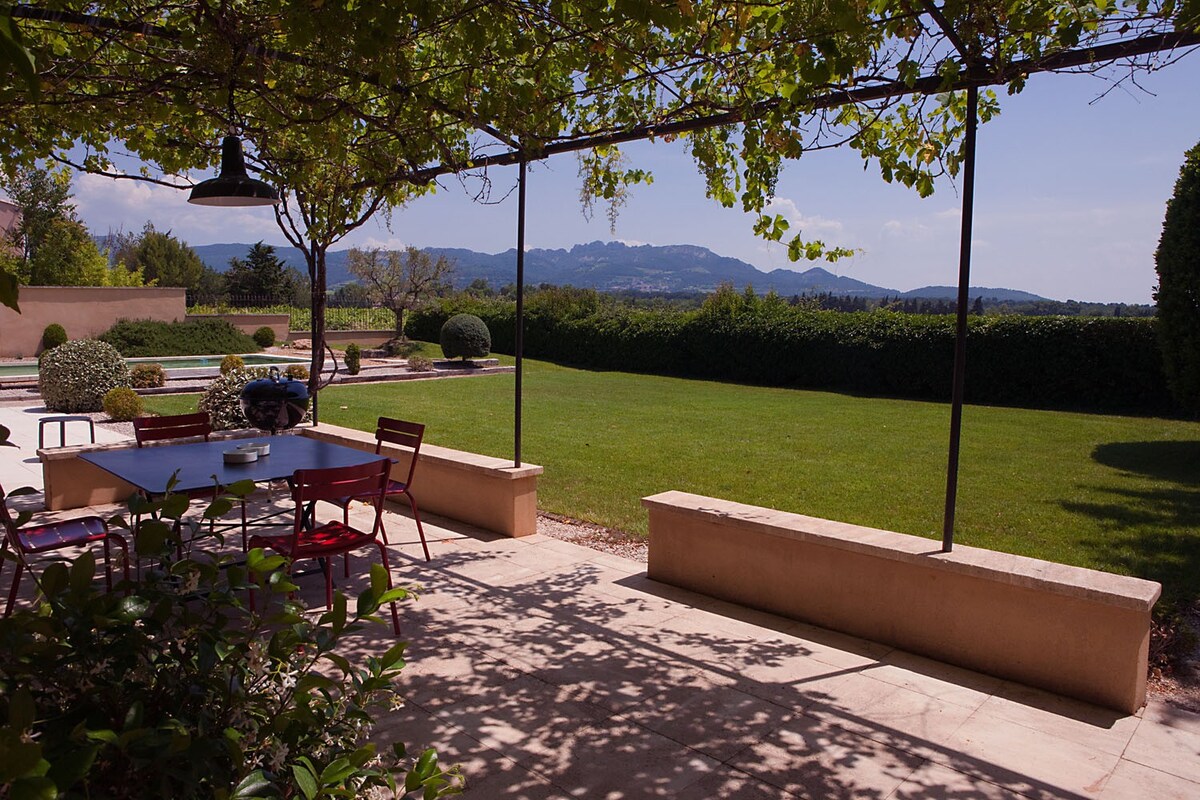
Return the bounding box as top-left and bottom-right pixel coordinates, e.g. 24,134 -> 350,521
291,458 -> 391,506
134,412 -> 212,447
374,417 -> 424,487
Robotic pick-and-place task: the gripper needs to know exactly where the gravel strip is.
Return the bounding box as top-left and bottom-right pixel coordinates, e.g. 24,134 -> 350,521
536,511 -> 647,562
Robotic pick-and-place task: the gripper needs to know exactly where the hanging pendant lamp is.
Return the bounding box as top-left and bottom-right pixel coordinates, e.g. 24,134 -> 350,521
188,134 -> 279,207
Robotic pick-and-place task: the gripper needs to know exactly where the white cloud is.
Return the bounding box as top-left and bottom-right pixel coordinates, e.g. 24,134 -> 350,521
764,198 -> 844,235
72,171 -> 284,244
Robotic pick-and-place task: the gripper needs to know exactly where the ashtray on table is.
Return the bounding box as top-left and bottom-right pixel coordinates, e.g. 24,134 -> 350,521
237,441 -> 271,457
224,448 -> 259,464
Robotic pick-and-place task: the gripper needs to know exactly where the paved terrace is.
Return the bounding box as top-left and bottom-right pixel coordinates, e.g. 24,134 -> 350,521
1,406 -> 1197,799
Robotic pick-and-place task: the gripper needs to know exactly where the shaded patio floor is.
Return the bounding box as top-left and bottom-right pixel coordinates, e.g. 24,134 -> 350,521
8,491 -> 1200,799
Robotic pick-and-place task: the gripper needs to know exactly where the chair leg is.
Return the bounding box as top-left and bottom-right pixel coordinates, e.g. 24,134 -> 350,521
344,554 -> 351,579
375,540 -> 401,635
102,537 -> 113,593
324,558 -> 334,610
112,535 -> 131,590
241,501 -> 248,553
0,536 -> 8,584
4,560 -> 23,617
407,493 -> 431,562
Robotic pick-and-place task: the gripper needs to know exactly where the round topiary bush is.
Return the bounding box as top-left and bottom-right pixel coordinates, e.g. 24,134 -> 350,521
284,364 -> 309,381
129,362 -> 166,389
253,326 -> 276,348
344,343 -> 362,376
42,323 -> 68,351
198,367 -> 271,431
102,387 -> 144,421
39,339 -> 130,412
440,314 -> 491,360
220,354 -> 245,375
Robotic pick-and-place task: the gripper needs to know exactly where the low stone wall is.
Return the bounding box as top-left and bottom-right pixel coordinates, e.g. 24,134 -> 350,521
643,490 -> 1161,713
186,313 -> 290,342
40,425 -> 542,539
0,287 -> 186,358
302,424 -> 541,537
288,330 -> 395,348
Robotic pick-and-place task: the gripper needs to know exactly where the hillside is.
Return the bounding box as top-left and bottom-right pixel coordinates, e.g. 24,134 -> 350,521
192,240 -> 1050,302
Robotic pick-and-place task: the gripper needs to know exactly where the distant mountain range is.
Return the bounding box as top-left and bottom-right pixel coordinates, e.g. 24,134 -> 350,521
191,240 -> 1049,302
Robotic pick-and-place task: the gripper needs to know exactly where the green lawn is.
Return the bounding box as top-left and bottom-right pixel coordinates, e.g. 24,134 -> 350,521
146,354 -> 1200,607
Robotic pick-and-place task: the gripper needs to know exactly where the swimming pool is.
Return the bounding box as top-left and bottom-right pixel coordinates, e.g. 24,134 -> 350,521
0,353 -> 311,379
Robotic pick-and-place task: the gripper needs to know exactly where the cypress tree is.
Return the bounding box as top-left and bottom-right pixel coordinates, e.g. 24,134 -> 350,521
1154,141 -> 1200,413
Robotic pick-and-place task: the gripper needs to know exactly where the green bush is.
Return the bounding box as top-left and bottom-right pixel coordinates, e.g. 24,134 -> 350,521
129,362 -> 166,388
100,318 -> 259,357
284,363 -> 309,381
439,313 -> 491,360
41,322 -> 67,351
344,343 -> 362,375
386,338 -> 423,357
253,325 -> 276,347
102,386 -> 144,421
39,338 -> 131,412
199,366 -> 270,430
220,354 -> 245,374
407,355 -> 434,372
409,294 -> 1171,413
0,489 -> 461,799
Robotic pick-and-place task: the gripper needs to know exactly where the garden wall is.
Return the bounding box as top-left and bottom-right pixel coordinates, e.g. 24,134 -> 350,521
288,330 -> 395,348
186,313 -> 290,343
0,287 -> 186,358
643,490 -> 1161,713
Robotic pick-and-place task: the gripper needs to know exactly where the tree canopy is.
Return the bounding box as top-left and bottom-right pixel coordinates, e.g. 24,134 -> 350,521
0,0 -> 1196,362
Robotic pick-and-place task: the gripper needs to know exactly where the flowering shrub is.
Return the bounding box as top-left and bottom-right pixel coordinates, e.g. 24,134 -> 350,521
130,362 -> 166,388
38,338 -> 131,412
0,485 -> 461,799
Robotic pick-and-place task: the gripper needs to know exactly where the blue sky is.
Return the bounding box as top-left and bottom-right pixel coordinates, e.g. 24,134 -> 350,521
67,54 -> 1199,304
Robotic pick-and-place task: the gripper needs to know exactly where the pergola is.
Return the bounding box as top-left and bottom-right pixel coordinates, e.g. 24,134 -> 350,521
3,1 -> 1197,549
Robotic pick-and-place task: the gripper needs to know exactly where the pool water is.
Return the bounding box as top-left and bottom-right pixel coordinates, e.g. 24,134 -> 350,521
0,353 -> 310,378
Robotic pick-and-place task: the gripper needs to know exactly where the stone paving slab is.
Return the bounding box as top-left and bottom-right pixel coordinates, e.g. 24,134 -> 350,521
4,494 -> 1199,799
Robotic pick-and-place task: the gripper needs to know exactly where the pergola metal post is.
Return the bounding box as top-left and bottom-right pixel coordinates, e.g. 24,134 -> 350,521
941,83 -> 979,552
514,156 -> 527,468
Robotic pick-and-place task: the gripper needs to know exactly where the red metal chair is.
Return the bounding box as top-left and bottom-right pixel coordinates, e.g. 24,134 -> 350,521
133,412 -> 249,550
248,459 -> 401,635
330,418 -> 430,562
1,483 -> 130,617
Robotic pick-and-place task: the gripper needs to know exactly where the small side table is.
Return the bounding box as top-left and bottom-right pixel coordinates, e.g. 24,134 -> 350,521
38,415 -> 97,449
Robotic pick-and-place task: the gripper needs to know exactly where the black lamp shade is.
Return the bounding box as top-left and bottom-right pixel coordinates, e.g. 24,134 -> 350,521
188,135 -> 280,207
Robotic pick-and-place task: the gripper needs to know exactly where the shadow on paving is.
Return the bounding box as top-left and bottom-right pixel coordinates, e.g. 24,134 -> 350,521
6,492 -> 1140,798
319,514 -> 1111,799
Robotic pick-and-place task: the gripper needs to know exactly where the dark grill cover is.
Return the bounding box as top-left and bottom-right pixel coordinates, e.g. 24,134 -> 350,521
239,368 -> 310,432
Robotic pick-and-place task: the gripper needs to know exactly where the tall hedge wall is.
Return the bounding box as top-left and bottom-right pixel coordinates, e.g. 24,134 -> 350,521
408,295 -> 1170,414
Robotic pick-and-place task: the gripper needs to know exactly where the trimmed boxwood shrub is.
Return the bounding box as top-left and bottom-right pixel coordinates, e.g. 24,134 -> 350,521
284,364 -> 309,381
102,387 -> 143,421
129,363 -> 166,388
409,296 -> 1171,413
253,326 -> 276,348
344,343 -> 362,375
100,318 -> 258,357
440,314 -> 491,360
407,355 -> 434,372
220,354 -> 245,374
42,323 -> 68,351
39,339 -> 131,412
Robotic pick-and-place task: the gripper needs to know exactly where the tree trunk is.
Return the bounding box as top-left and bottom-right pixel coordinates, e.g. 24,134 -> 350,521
308,243 -> 328,419
395,307 -> 406,341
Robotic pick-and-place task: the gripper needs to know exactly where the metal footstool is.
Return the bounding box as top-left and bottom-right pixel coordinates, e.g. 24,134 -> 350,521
38,415 -> 97,449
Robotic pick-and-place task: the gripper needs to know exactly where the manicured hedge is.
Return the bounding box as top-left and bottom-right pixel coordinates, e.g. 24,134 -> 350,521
100,318 -> 259,358
408,296 -> 1170,413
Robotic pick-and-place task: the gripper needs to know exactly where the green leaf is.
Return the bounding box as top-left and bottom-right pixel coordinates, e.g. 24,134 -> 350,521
231,770 -> 273,799
69,549 -> 97,593
9,775 -> 56,800
8,688 -> 36,730
292,762 -> 319,800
